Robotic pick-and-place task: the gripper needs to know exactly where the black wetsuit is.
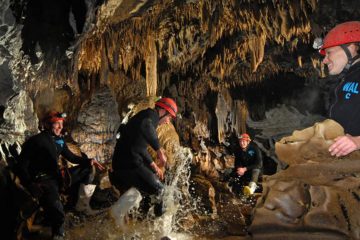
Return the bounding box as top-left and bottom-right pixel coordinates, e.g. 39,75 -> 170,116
230,142 -> 263,193
329,61 -> 360,135
18,130 -> 91,235
111,108 -> 163,195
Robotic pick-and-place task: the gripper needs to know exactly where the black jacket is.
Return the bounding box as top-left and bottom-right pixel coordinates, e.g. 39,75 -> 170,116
18,130 -> 88,186
112,108 -> 161,170
234,143 -> 263,172
329,61 -> 360,135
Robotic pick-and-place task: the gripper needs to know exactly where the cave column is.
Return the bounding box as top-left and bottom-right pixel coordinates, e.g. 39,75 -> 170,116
145,35 -> 158,97
233,100 -> 248,136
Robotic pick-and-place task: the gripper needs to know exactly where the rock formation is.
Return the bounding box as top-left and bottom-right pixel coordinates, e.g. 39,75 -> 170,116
250,119 -> 360,240
1,0 -> 360,239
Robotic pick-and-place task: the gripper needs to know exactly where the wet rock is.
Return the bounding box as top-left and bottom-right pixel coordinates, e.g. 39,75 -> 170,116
190,174 -> 217,217
193,145 -> 234,179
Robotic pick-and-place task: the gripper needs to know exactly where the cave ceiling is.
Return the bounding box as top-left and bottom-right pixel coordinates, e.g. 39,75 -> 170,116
79,0 -> 318,88
1,0 -> 360,144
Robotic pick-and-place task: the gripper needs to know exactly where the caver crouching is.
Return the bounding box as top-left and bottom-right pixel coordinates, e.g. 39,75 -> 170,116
17,111 -> 104,239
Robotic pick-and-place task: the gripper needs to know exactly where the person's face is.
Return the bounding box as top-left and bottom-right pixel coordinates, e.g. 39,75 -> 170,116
322,44 -> 358,75
239,138 -> 250,149
239,138 -> 250,150
51,120 -> 63,136
158,109 -> 172,125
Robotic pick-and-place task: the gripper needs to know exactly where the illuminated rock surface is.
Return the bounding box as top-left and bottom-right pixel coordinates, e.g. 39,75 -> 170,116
1,0 -> 360,239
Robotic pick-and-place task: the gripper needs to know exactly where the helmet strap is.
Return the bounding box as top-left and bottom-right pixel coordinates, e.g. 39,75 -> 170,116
158,110 -> 170,121
340,44 -> 360,70
334,45 -> 360,80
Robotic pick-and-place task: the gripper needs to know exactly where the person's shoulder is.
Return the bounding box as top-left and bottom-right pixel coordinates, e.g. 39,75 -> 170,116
139,108 -> 157,119
26,131 -> 44,141
134,108 -> 155,116
22,131 -> 47,148
34,131 -> 54,144
129,108 -> 157,126
349,61 -> 360,75
248,142 -> 260,151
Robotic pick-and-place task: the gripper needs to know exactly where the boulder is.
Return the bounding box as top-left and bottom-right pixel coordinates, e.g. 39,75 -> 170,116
250,119 -> 360,240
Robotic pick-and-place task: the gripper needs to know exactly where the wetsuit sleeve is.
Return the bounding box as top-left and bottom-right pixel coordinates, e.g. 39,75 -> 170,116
140,118 -> 161,151
61,143 -> 90,165
139,118 -> 161,165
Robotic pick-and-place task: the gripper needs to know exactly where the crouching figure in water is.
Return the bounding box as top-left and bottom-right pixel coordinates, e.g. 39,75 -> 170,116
110,97 -> 178,217
17,111 -> 104,240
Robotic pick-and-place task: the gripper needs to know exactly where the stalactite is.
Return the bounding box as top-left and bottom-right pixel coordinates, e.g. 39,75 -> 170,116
145,35 -> 158,97
298,56 -> 303,68
248,33 -> 266,72
233,100 -> 248,136
74,0 -> 318,110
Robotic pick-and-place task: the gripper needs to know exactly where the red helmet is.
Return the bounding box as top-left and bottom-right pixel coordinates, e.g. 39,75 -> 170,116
320,21 -> 360,55
239,133 -> 251,141
44,111 -> 66,123
155,97 -> 178,118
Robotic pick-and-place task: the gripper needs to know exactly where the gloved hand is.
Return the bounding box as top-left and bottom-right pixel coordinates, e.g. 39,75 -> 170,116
28,183 -> 43,198
243,182 -> 257,196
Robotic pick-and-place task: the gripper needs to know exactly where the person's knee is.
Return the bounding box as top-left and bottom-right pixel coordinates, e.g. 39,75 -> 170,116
146,176 -> 163,195
79,165 -> 94,184
53,199 -> 65,216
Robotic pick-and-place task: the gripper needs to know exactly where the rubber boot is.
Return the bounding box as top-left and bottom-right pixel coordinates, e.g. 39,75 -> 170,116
243,182 -> 257,196
110,187 -> 142,227
154,200 -> 166,217
75,184 -> 98,215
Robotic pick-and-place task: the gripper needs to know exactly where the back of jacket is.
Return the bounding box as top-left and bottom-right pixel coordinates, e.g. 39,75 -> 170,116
112,108 -> 160,170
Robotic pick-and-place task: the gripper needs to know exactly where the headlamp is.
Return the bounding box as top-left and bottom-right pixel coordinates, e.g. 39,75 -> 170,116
58,112 -> 67,118
313,37 -> 323,50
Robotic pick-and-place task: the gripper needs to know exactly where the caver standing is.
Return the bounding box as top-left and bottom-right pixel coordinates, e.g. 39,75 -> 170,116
17,111 -> 104,239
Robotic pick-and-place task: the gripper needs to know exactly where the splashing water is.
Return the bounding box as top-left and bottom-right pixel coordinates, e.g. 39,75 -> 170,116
113,145 -> 194,240
67,145 -> 195,240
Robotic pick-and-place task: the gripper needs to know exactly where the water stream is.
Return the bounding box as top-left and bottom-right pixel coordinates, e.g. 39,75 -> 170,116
66,145 -> 196,240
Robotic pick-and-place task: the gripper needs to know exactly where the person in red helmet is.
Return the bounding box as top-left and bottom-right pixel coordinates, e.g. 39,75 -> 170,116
17,111 -> 104,239
228,133 -> 263,196
316,21 -> 360,157
110,97 -> 178,216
